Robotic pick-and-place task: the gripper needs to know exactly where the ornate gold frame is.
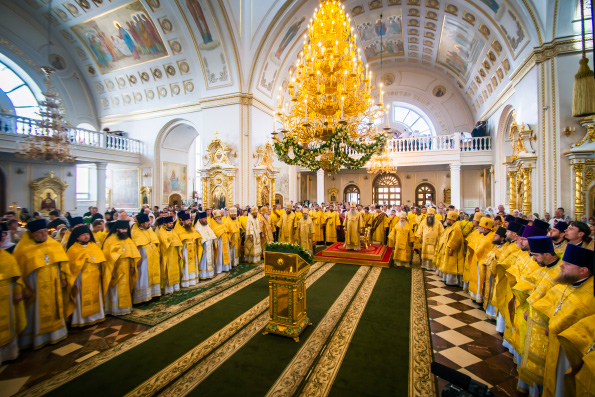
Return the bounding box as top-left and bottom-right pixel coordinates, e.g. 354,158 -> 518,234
140,186 -> 152,207
328,187 -> 339,203
200,132 -> 237,209
30,171 -> 68,214
253,142 -> 278,206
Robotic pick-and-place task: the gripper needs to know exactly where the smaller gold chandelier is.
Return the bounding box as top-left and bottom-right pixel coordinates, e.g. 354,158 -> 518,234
17,67 -> 74,163
367,151 -> 396,174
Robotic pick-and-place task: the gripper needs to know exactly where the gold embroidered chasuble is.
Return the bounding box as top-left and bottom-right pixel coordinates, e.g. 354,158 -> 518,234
211,220 -> 231,264
0,250 -> 26,346
310,210 -> 324,242
101,234 -> 140,309
324,211 -> 341,243
463,229 -> 480,285
387,221 -> 413,264
13,232 -> 70,337
157,227 -> 182,288
494,243 -> 521,331
259,216 -> 274,252
343,210 -> 364,250
415,219 -> 444,261
558,314 -> 595,396
369,212 -> 390,244
226,217 -> 241,253
468,231 -> 495,301
176,227 -> 202,278
296,217 -> 315,253
482,243 -> 505,313
65,242 -> 106,319
277,212 -> 297,243
436,222 -> 465,276
532,278 -> 595,397
131,224 -> 161,289
269,210 -> 281,233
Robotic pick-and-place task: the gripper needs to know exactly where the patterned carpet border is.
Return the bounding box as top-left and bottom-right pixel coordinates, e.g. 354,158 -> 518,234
122,263 -> 263,326
409,266 -> 436,397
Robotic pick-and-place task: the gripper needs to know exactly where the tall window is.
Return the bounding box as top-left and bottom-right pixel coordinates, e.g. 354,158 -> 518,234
415,183 -> 435,207
76,165 -> 90,200
373,174 -> 401,206
344,184 -> 360,204
0,60 -> 40,119
392,105 -> 432,136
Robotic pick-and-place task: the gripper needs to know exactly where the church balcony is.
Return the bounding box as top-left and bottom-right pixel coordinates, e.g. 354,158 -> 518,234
0,113 -> 141,164
344,133 -> 492,167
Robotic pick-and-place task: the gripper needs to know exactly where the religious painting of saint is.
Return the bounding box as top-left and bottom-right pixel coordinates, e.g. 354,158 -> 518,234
111,168 -> 140,209
162,162 -> 187,198
41,192 -> 57,211
275,17 -> 306,60
71,0 -> 168,74
186,0 -> 212,45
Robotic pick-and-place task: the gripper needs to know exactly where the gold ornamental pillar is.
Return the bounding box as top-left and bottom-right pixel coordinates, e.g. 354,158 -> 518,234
573,163 -> 586,221
262,251 -> 311,342
508,171 -> 516,211
522,166 -> 532,215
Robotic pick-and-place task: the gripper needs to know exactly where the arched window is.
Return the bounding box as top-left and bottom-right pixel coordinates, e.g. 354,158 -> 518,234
392,105 -> 433,136
343,184 -> 360,204
373,174 -> 401,206
415,183 -> 435,207
0,59 -> 40,119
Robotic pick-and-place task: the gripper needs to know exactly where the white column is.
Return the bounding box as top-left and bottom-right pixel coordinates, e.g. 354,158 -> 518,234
450,163 -> 461,210
317,169 -> 325,204
96,162 -> 107,213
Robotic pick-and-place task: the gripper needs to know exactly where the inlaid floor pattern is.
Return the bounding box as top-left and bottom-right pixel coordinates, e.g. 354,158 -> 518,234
423,271 -> 527,396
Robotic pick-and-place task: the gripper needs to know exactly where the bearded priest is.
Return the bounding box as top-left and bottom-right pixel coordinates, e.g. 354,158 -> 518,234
194,212 -> 217,279
415,208 -> 444,271
130,213 -> 161,303
259,206 -> 274,252
102,220 -> 141,316
296,208 -> 316,255
157,216 -> 182,294
177,211 -> 201,286
343,202 -> 363,251
387,212 -> 413,266
65,226 -> 106,327
14,219 -> 70,349
211,210 -> 232,273
244,207 -> 262,263
277,203 -> 297,243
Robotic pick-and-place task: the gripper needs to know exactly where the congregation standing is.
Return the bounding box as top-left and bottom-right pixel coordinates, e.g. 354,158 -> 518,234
1,201 -> 595,397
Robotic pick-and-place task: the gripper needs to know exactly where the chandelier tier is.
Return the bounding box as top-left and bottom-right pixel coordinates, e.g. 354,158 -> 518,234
17,67 -> 74,162
367,151 -> 397,174
273,0 -> 388,174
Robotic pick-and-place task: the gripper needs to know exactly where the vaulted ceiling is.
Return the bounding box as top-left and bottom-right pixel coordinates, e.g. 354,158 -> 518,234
0,0 -> 546,124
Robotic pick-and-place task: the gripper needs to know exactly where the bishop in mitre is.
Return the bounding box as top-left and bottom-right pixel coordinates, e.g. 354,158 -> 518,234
14,219 -> 70,349
259,206 -> 274,251
65,225 -> 106,327
101,220 -> 141,316
415,207 -> 444,270
130,213 -> 161,302
277,203 -> 297,243
177,212 -> 201,286
0,227 -> 26,363
244,207 -> 262,263
387,212 -> 413,266
194,212 -> 217,279
296,209 -> 316,255
225,207 -> 241,267
343,202 -> 363,251
211,210 -> 232,273
158,216 -> 182,294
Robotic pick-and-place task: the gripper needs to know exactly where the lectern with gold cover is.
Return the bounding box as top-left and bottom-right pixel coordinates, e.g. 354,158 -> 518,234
262,247 -> 311,342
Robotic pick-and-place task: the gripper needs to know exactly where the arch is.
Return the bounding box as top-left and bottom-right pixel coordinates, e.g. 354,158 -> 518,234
168,193 -> 182,207
0,57 -> 41,119
392,103 -> 435,136
343,184 -> 360,204
415,183 -> 436,207
275,193 -> 284,207
154,119 -> 200,205
495,104 -> 515,206
372,173 -> 402,206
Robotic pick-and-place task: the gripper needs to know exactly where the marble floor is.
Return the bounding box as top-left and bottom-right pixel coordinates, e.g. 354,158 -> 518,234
423,270 -> 527,396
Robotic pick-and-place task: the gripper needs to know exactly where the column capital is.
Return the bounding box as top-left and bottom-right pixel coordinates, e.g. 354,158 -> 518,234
95,162 -> 108,170
449,162 -> 461,170
316,169 -> 324,175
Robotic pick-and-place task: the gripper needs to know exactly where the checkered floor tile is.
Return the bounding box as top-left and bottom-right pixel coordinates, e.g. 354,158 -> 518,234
423,270 -> 527,396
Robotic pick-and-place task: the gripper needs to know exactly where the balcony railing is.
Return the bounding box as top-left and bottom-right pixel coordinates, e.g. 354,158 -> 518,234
343,133 -> 491,155
0,113 -> 141,154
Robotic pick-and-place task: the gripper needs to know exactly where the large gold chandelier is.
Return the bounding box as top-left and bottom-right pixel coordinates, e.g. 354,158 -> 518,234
17,67 -> 74,163
273,0 -> 387,174
367,151 -> 396,174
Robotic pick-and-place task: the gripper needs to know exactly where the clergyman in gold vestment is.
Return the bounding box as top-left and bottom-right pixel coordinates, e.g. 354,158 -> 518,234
343,203 -> 363,251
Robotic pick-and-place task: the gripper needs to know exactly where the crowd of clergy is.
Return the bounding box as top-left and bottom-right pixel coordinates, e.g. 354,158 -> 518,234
1,200 -> 594,396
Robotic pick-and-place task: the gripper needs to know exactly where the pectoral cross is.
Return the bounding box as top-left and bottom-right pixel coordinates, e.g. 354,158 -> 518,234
44,254 -> 50,264
554,303 -> 562,315
91,255 -> 95,262
587,341 -> 595,355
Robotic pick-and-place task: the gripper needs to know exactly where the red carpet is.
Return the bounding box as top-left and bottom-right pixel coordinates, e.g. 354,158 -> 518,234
315,242 -> 393,268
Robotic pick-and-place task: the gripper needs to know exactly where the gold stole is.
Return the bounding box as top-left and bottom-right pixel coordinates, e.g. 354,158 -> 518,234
66,242 -> 106,318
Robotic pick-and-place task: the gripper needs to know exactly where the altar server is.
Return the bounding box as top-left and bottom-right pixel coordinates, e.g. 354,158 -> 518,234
101,220 -> 140,316
14,219 -> 70,348
65,226 -> 106,327
157,216 -> 182,294
244,207 -> 262,263
194,212 -> 217,279
130,214 -> 161,302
